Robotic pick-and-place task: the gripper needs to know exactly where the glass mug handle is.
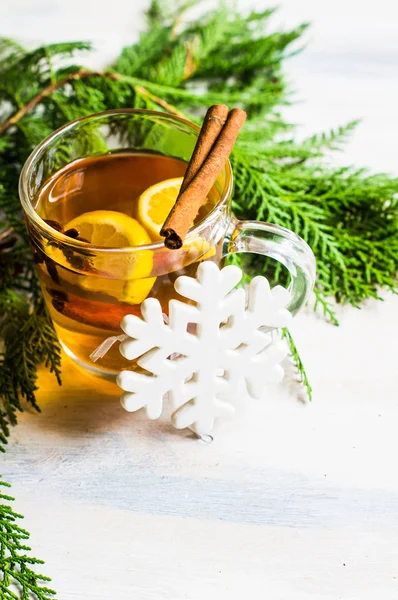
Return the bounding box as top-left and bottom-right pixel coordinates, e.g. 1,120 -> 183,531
222,218 -> 316,315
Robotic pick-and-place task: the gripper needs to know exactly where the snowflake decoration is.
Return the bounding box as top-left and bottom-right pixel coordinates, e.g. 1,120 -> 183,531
116,262 -> 292,436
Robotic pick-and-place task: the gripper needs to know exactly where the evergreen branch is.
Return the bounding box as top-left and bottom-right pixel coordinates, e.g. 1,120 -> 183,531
282,328 -> 312,400
303,120 -> 360,151
134,84 -> 186,117
0,69 -> 121,135
0,68 -> 187,136
314,289 -> 339,325
0,291 -> 61,451
0,477 -> 56,599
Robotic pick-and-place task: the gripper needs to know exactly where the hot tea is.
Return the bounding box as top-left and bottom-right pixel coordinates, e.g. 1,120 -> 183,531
33,152 -> 222,373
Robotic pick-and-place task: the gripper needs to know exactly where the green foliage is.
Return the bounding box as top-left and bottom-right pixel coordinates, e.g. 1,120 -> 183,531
231,147 -> 398,319
0,476 -> 56,598
0,0 -> 397,438
282,328 -> 312,400
115,3 -> 307,116
0,286 -> 62,451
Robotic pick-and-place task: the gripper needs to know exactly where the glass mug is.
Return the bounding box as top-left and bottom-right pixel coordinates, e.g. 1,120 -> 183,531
19,109 -> 316,380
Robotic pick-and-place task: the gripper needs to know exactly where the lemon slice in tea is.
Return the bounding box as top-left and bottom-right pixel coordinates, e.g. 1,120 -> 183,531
64,210 -> 156,304
183,238 -> 216,263
137,177 -> 185,241
66,210 -> 150,250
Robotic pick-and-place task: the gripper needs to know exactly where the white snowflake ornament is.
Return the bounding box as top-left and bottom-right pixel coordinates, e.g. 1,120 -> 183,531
116,262 -> 292,437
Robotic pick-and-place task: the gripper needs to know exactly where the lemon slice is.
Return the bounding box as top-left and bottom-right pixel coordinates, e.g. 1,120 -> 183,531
182,238 -> 216,263
66,210 -> 151,249
137,177 -> 185,241
64,210 -> 156,304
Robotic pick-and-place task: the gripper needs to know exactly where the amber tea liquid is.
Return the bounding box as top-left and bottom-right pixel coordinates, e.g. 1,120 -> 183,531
33,153 -> 222,374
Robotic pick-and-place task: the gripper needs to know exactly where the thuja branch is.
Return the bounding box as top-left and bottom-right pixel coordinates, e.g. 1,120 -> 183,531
282,328 -> 312,400
0,70 -> 183,135
0,477 -> 56,599
134,84 -> 186,117
0,69 -> 113,134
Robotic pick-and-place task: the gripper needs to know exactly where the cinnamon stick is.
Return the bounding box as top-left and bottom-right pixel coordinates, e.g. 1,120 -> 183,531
179,104 -> 229,193
159,104 -> 228,250
49,290 -> 140,331
160,107 -> 246,249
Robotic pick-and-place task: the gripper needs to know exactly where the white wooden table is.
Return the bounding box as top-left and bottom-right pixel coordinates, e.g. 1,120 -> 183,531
2,1 -> 398,598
